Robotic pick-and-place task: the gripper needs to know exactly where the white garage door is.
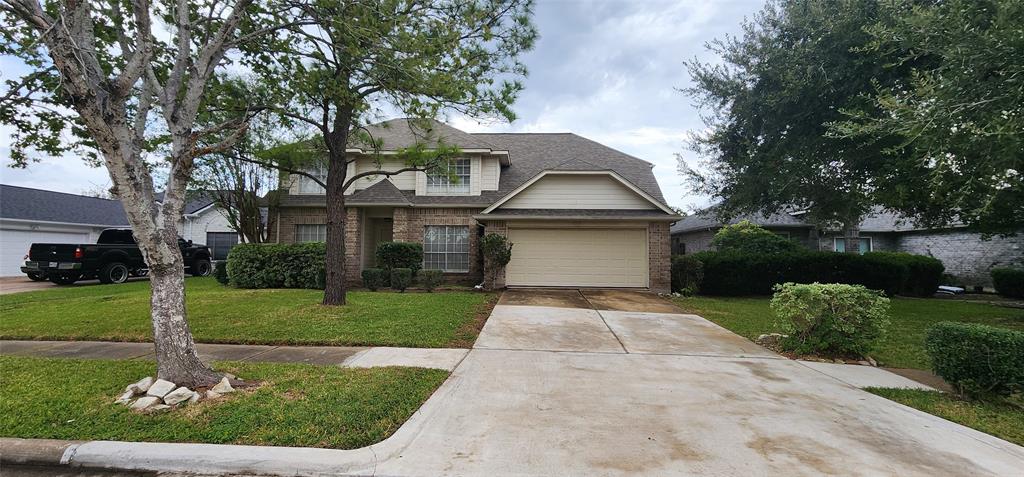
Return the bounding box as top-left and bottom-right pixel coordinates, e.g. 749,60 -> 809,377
0,229 -> 90,276
506,228 -> 648,288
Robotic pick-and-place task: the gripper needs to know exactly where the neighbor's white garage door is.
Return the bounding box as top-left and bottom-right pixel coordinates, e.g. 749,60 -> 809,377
505,228 -> 648,288
0,229 -> 89,276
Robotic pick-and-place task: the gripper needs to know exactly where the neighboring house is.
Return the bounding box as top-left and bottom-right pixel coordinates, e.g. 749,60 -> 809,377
0,185 -> 130,276
671,208 -> 1023,289
271,118 -> 681,292
175,192 -> 242,261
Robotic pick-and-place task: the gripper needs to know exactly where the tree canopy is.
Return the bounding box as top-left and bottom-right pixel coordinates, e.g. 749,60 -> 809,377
832,0 -> 1023,236
682,0 -> 909,236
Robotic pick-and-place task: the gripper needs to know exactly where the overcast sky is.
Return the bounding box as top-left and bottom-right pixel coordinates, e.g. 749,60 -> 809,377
0,0 -> 764,210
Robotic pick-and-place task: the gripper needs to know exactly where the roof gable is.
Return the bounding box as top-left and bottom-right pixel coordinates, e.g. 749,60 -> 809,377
483,171 -> 674,215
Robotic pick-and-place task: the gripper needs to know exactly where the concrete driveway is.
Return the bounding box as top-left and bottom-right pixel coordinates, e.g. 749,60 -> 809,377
0,276 -> 149,295
61,289 -> 1024,476
369,289 -> 1023,476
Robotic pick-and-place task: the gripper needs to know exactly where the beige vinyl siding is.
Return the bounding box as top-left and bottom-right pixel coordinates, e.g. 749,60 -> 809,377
505,227 -> 648,287
481,157 -> 500,191
352,157 -> 415,191
501,174 -> 654,209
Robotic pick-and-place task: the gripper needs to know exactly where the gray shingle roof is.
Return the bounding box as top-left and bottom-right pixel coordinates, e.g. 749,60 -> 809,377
280,121 -> 672,213
349,180 -> 412,205
671,206 -> 945,234
477,209 -> 672,219
0,185 -> 129,226
352,118 -> 500,151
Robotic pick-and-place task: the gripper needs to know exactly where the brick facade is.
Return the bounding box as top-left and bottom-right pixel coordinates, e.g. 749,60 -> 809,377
647,222 -> 671,293
274,206 -> 673,291
896,230 -> 1023,288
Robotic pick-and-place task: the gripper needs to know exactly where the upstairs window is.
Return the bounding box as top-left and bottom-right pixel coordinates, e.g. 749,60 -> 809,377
834,237 -> 872,254
426,158 -> 470,194
297,164 -> 327,194
295,224 -> 327,243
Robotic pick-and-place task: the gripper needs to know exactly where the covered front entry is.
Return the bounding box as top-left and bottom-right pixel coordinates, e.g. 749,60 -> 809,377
505,227 -> 648,288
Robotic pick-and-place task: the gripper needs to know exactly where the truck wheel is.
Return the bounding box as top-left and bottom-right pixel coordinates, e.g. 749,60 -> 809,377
49,273 -> 80,285
99,262 -> 130,284
27,272 -> 47,282
191,258 -> 212,277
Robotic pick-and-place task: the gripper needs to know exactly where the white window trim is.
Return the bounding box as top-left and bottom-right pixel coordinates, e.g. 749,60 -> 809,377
296,164 -> 328,195
295,224 -> 327,243
833,236 -> 872,254
423,225 -> 470,273
425,158 -> 471,195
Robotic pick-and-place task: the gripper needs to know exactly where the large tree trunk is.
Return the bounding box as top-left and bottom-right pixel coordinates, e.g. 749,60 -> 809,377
322,107 -> 353,306
323,195 -> 348,305
149,259 -> 221,387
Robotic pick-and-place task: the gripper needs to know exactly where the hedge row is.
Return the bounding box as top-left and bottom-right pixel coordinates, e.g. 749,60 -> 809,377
226,243 -> 326,289
991,268 -> 1024,298
689,251 -> 943,297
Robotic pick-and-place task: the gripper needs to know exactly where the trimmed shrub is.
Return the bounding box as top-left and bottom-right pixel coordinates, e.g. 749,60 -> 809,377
376,242 -> 423,276
481,233 -> 513,290
214,260 -> 229,285
670,255 -> 704,295
226,243 -> 326,289
925,322 -> 1024,396
771,282 -> 890,356
694,250 -> 939,296
991,268 -> 1024,298
390,268 -> 413,292
419,269 -> 444,292
711,220 -> 803,254
866,252 -> 944,297
361,268 -> 386,291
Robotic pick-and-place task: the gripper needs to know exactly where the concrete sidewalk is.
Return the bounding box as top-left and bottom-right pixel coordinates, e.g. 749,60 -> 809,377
0,340 -> 468,370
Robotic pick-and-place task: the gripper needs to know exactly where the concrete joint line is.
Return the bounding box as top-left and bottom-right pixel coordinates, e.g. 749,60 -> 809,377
238,346 -> 280,361
59,442 -> 80,465
579,290 -> 629,354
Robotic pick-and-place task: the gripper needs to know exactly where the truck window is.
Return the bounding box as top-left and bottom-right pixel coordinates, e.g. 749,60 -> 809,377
98,229 -> 137,244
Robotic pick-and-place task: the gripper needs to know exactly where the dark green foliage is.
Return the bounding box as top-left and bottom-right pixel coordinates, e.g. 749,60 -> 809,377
991,268 -> 1024,298
390,268 -> 413,292
670,255 -> 704,295
214,261 -> 229,285
833,0 -> 1024,235
694,250 -> 941,296
376,242 -> 424,276
361,269 -> 386,291
481,233 -> 513,290
711,221 -> 803,254
683,1 -> 908,234
866,252 -> 944,297
771,283 -> 890,356
925,322 -> 1024,396
419,269 -> 444,292
226,243 -> 326,289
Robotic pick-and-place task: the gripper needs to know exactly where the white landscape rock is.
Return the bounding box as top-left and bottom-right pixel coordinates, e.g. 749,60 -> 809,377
210,377 -> 234,394
188,392 -> 201,404
146,379 -> 176,398
125,377 -> 155,395
205,390 -> 223,400
147,404 -> 171,413
163,387 -> 198,406
130,396 -> 161,411
115,390 -> 135,405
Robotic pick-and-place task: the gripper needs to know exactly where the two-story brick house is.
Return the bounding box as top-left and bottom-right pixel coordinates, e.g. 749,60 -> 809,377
270,119 -> 681,292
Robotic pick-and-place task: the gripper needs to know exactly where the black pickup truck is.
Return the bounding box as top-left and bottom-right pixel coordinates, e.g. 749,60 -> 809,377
21,228 -> 213,285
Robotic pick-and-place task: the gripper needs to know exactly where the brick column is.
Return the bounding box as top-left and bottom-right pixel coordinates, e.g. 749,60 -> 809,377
648,222 -> 671,293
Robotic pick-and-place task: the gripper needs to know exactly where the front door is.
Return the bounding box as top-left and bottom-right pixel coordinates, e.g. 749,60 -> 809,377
368,218 -> 393,267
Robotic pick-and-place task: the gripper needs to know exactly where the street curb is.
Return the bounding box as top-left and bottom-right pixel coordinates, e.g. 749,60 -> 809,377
0,438 -> 82,466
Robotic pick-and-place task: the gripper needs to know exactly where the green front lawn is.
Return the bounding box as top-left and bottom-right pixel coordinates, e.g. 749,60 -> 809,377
0,356 -> 447,449
0,278 -> 495,348
866,388 -> 1024,446
673,296 -> 1024,369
